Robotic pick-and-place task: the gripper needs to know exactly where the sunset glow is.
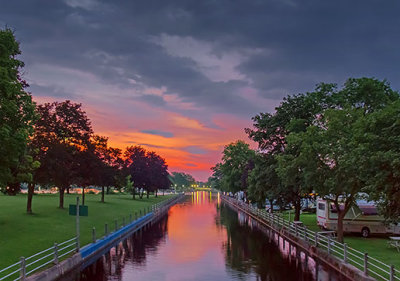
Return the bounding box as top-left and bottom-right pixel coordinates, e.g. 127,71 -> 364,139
5,0 -> 398,181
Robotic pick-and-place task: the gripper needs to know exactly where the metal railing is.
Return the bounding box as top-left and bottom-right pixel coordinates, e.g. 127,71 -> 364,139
223,195 -> 399,281
0,193 -> 183,281
0,237 -> 77,281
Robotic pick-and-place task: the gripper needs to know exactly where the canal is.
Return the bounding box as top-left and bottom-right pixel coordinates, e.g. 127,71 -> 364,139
70,192 -> 340,281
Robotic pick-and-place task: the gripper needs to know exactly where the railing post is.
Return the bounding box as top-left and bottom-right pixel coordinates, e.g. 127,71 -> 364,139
295,223 -> 298,237
390,265 -> 395,281
315,232 -> 318,246
328,236 -> 331,254
76,197 -> 80,252
343,243 -> 347,263
115,220 -> 118,231
304,226 -> 308,242
20,257 -> 26,281
364,253 -> 368,275
92,227 -> 96,243
53,243 -> 59,264
105,223 -> 108,236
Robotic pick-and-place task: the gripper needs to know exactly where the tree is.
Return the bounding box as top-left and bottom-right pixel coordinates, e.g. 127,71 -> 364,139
125,175 -> 135,199
246,93 -> 320,218
31,101 -> 93,208
124,146 -> 169,199
124,146 -> 148,199
247,153 -> 280,210
169,172 -> 196,190
98,145 -> 123,202
147,151 -> 170,197
353,100 -> 400,222
217,140 -> 255,193
287,78 -> 399,242
0,28 -> 37,193
76,135 -> 122,204
207,163 -> 223,190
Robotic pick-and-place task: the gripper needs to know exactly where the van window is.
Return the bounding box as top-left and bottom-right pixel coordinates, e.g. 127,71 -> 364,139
318,203 -> 325,211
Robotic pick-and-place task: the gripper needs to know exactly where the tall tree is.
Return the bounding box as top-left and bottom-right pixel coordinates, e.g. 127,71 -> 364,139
0,28 -> 37,193
246,94 -> 319,218
125,146 -> 148,199
247,153 -> 280,210
124,146 -> 169,199
147,151 -> 169,197
287,78 -> 399,242
217,140 -> 255,193
207,163 -> 223,190
353,100 -> 400,223
76,135 -> 122,204
31,101 -> 93,208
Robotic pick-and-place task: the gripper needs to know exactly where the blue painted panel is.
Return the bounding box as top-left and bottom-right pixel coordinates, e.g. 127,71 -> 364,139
80,213 -> 153,259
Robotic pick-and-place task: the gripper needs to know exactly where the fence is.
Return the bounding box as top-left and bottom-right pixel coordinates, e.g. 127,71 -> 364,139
223,195 -> 400,281
0,194 -> 182,281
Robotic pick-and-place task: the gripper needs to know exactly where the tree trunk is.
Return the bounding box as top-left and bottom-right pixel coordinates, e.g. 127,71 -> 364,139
269,199 -> 274,213
155,190 -> 158,197
82,187 -> 85,205
163,190 -> 164,196
27,183 -> 34,214
66,186 -> 70,194
337,211 -> 346,243
101,186 -> 105,203
59,187 -> 65,209
146,190 -> 149,199
294,198 -> 301,221
139,189 -> 143,199
106,186 -> 110,194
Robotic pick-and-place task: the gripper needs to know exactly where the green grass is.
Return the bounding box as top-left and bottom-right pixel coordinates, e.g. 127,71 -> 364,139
281,211 -> 400,269
0,193 -> 174,268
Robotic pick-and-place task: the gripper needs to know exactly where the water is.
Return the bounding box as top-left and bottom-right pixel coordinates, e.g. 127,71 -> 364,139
74,192 -> 340,281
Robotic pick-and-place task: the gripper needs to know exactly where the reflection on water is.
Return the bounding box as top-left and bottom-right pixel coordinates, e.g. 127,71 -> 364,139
77,192 -> 338,280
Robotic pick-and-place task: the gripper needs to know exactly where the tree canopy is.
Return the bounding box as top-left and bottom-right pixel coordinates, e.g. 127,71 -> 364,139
0,28 -> 37,193
124,146 -> 170,198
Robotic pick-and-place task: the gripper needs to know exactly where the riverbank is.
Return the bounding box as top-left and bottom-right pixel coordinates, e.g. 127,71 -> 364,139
283,212 -> 400,268
0,193 -> 174,268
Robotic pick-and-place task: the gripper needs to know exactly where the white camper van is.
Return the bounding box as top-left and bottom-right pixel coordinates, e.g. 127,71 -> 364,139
316,199 -> 400,238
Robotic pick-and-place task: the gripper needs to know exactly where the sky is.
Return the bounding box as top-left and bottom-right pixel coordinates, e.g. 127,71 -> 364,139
1,0 -> 400,181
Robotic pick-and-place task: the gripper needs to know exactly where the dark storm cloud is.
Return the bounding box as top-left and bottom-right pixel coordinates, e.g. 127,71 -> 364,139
2,0 -> 400,115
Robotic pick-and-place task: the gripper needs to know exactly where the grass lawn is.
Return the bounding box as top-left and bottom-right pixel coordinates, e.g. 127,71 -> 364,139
281,211 -> 400,269
0,192 -> 174,268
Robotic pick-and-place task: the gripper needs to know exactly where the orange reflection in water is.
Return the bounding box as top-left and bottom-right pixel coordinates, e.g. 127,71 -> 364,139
164,193 -> 226,265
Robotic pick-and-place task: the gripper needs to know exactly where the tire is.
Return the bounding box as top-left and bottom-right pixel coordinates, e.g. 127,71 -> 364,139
361,227 -> 370,238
